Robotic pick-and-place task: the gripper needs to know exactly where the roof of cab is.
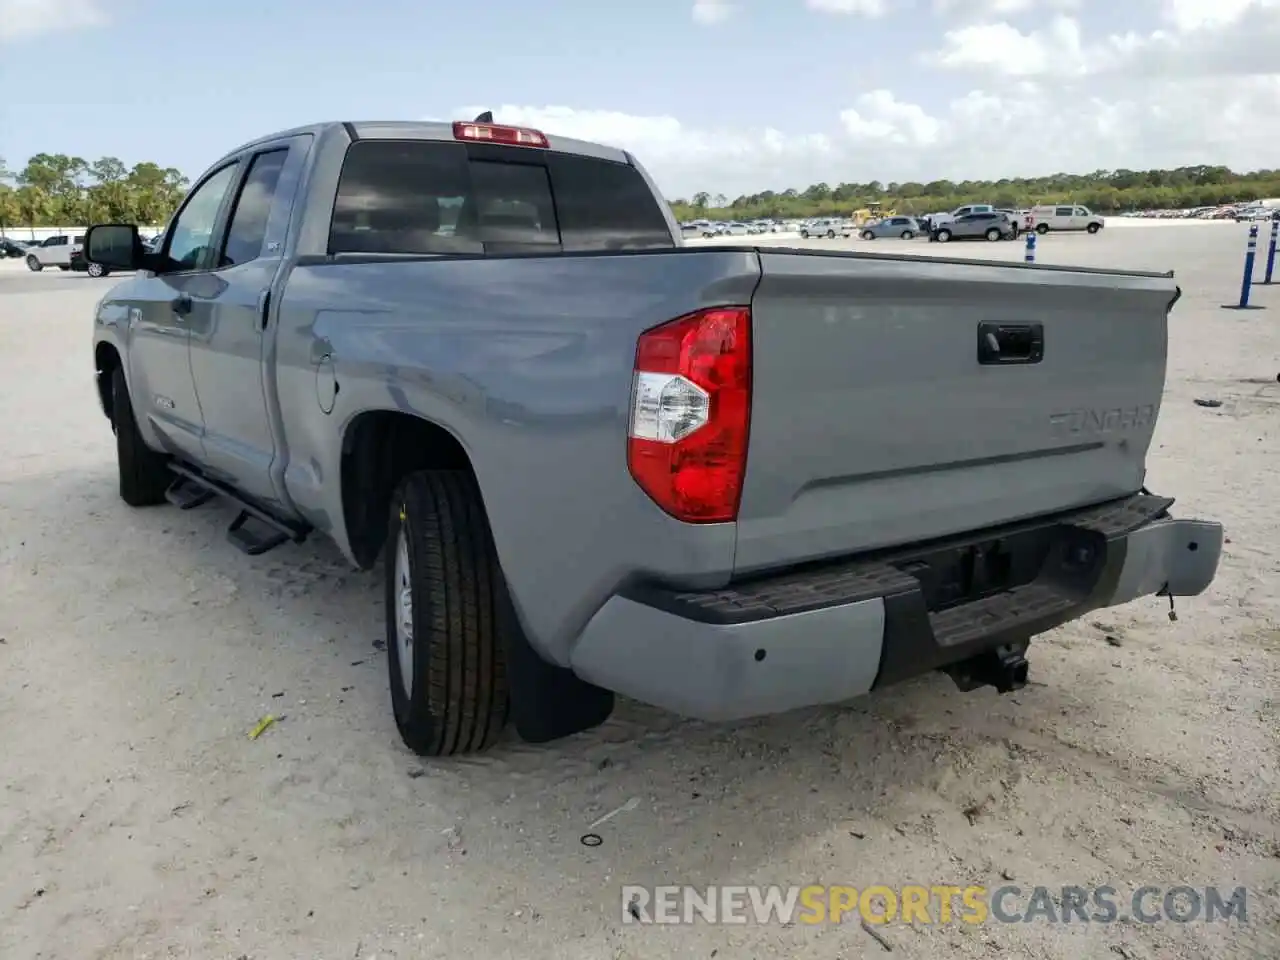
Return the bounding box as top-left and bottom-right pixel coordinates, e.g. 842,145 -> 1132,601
217,120 -> 631,168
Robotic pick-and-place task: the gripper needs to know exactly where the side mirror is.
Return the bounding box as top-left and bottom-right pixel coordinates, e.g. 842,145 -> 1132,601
84,224 -> 146,271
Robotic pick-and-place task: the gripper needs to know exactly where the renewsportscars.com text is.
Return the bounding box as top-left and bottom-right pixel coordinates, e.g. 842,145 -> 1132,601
622,884 -> 1249,926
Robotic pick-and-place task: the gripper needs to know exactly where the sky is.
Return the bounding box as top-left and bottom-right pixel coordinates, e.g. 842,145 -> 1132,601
2,0 -> 1279,199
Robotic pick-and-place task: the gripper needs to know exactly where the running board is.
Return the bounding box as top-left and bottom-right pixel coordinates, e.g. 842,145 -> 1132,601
167,462 -> 310,556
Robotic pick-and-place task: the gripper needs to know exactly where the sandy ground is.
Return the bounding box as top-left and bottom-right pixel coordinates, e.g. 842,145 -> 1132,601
1,224 -> 1277,960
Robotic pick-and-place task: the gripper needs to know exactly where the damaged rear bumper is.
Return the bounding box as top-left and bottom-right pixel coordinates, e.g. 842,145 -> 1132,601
567,493 -> 1223,722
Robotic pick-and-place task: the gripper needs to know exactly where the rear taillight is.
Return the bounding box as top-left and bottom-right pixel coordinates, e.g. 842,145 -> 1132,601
627,306 -> 752,523
452,121 -> 549,148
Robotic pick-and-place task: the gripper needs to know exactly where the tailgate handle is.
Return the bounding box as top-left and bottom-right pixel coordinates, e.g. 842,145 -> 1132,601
977,322 -> 1043,365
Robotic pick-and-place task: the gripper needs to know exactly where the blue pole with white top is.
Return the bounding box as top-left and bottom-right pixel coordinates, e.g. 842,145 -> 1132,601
1223,223 -> 1265,310
1260,216 -> 1279,285
1024,230 -> 1036,263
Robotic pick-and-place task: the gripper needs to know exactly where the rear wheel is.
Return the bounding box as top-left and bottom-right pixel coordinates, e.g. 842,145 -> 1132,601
110,367 -> 171,507
87,262 -> 108,278
800,231 -> 810,239
385,470 -> 510,757
936,229 -> 952,242
985,228 -> 1002,241
26,255 -> 41,272
901,230 -> 914,239
861,231 -> 875,240
826,229 -> 836,238
1036,223 -> 1049,234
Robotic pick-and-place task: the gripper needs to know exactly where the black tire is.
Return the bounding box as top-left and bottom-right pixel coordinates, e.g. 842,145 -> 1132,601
985,228 -> 1001,241
87,262 -> 108,278
826,230 -> 836,238
385,470 -> 510,757
1086,223 -> 1101,234
861,231 -> 874,240
26,255 -> 42,272
901,230 -> 914,239
936,229 -> 952,242
110,366 -> 171,506
58,265 -> 69,271
1036,223 -> 1049,234
800,231 -> 809,239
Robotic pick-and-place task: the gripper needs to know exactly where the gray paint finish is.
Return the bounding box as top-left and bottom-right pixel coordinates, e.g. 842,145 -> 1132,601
90,119 -> 1225,724
569,595 -> 886,721
736,251 -> 1175,574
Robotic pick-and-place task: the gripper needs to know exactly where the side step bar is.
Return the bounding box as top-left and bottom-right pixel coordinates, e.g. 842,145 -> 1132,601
166,464 -> 310,557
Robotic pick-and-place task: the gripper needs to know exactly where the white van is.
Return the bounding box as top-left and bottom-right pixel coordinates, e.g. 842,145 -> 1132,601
1028,205 -> 1105,235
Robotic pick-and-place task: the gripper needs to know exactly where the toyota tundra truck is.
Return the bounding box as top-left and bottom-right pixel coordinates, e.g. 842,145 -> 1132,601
84,118 -> 1224,757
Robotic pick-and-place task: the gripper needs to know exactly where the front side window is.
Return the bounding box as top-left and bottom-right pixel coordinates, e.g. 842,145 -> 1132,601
167,163 -> 239,271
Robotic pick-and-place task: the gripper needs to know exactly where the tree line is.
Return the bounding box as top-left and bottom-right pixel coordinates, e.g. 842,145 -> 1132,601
0,154 -> 189,235
668,165 -> 1280,221
4,153 -> 1278,234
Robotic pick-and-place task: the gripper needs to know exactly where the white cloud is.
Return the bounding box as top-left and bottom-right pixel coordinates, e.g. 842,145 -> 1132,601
692,0 -> 735,24
449,1 -> 1280,199
933,0 -> 1079,17
806,0 -> 890,16
0,0 -> 107,42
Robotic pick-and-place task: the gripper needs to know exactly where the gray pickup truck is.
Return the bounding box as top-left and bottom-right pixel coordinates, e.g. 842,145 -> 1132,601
84,118 -> 1224,757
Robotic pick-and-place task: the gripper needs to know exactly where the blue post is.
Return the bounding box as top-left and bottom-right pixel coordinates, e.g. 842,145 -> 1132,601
1223,223 -> 1265,310
1261,217 -> 1279,285
1024,230 -> 1036,263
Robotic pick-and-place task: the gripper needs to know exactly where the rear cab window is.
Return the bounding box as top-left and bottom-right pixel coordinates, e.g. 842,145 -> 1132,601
329,139 -> 676,256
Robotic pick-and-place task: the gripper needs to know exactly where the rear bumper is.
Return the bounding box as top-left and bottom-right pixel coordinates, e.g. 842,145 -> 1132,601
568,494 -> 1222,722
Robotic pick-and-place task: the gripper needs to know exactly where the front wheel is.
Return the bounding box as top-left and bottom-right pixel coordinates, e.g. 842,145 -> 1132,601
386,470 -> 511,757
1086,223 -> 1101,234
936,229 -> 952,242
826,230 -> 836,238
110,366 -> 171,506
26,255 -> 42,272
86,262 -> 108,278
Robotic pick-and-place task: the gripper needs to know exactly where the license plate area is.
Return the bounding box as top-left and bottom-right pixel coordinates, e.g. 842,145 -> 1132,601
893,529 -> 1056,613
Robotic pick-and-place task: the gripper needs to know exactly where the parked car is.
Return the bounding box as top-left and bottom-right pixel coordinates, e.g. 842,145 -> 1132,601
800,218 -> 841,238
931,212 -> 1015,242
1028,205 -> 1105,234
930,204 -> 997,229
24,233 -> 85,271
860,216 -> 924,240
69,248 -> 114,277
84,118 -> 1223,758
0,238 -> 30,258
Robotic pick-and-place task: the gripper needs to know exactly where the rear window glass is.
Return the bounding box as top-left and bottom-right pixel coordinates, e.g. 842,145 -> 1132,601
329,139 -> 675,256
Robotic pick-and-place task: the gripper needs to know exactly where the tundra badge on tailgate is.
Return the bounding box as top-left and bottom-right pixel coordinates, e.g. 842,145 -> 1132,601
1049,405 -> 1157,437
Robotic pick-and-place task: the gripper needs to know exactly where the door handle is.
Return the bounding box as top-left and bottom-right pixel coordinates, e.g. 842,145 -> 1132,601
171,293 -> 193,318
977,322 -> 1043,365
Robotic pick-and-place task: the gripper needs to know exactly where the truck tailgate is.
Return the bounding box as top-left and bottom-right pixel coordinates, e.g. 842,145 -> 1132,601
734,251 -> 1177,574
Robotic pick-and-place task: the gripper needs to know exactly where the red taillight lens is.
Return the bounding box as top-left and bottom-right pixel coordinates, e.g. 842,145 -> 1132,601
452,121 -> 549,148
627,306 -> 752,523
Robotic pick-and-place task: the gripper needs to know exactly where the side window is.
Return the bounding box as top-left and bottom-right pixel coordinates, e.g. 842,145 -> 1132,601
166,163 -> 240,271
1074,207 -> 1089,216
44,236 -> 66,247
219,149 -> 290,268
1055,206 -> 1073,217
